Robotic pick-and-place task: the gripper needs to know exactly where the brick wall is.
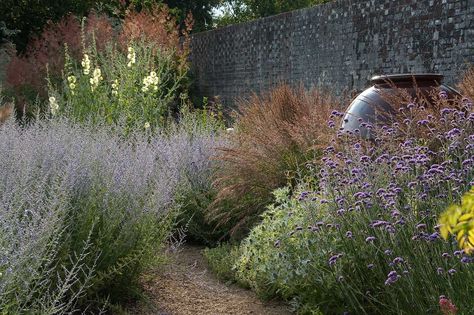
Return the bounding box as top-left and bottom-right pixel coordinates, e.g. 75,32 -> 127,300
190,0 -> 474,107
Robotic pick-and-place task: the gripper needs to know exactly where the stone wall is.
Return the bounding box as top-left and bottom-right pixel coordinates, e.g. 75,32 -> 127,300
190,0 -> 474,107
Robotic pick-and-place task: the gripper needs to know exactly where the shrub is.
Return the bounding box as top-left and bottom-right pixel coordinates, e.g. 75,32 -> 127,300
235,90 -> 474,313
6,4 -> 192,122
44,5 -> 192,129
162,106 -> 228,245
234,187 -> 336,313
0,117 -> 220,313
203,243 -> 241,282
210,85 -> 337,236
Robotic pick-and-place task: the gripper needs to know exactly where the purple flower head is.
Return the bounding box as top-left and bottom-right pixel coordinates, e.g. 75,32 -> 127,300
416,223 -> 427,230
385,271 -> 400,286
392,257 -> 404,264
437,267 -> 444,275
346,231 -> 353,239
384,249 -> 393,256
367,263 -> 374,269
371,220 -> 389,228
428,232 -> 440,241
448,269 -> 456,275
408,181 -> 417,189
417,119 -> 429,126
366,236 -> 376,243
461,256 -> 473,264
328,253 -> 343,266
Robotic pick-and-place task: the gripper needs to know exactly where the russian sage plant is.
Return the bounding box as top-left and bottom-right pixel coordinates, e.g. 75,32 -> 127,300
0,116 -> 220,313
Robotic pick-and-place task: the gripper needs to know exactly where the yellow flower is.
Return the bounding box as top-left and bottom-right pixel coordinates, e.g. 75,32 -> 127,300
127,47 -> 136,68
90,68 -> 103,91
81,54 -> 91,75
111,79 -> 119,96
67,75 -> 76,84
439,188 -> 474,254
49,96 -> 59,116
142,71 -> 160,93
144,122 -> 151,129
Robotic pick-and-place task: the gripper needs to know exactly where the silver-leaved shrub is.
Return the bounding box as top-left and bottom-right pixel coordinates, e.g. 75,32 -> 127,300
0,116 -> 220,313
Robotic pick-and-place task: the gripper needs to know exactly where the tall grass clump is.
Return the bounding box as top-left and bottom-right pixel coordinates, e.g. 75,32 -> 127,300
210,84 -> 338,236
0,116 -> 220,313
459,67 -> 474,102
234,87 -> 474,314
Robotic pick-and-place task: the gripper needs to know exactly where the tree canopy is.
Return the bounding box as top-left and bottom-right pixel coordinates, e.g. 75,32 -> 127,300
214,0 -> 331,27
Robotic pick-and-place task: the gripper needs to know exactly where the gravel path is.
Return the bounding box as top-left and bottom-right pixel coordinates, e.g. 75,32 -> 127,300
132,245 -> 292,315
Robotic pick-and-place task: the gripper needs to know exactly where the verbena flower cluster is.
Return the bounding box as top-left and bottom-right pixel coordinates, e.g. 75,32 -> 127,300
0,117 -> 221,313
235,94 -> 474,314
313,96 -> 474,313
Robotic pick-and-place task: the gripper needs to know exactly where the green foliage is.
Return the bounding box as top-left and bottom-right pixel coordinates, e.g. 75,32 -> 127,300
214,0 -> 332,27
0,0 -> 104,52
203,243 -> 241,282
60,182 -> 175,307
0,21 -> 18,44
234,187 -> 338,313
439,187 -> 474,253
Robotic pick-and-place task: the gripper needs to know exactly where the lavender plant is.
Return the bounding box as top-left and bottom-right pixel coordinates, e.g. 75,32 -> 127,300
0,115 -> 220,313
235,94 -> 474,314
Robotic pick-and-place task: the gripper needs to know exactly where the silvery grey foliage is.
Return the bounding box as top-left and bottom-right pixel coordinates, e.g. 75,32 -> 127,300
0,117 -> 221,313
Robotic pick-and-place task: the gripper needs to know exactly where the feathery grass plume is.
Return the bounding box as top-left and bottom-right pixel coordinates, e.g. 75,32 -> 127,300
0,117 -> 220,313
458,67 -> 474,101
210,84 -> 338,237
